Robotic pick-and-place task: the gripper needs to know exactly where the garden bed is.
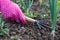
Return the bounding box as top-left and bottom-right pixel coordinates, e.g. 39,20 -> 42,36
0,0 -> 60,40
1,18 -> 60,40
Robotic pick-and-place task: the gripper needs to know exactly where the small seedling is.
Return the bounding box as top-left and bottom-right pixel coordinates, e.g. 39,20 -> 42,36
0,14 -> 9,39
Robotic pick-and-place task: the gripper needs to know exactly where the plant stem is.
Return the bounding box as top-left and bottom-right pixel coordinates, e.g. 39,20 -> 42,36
49,0 -> 58,37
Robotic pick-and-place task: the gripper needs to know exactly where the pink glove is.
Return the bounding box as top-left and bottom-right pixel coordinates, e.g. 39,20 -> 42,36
0,0 -> 27,25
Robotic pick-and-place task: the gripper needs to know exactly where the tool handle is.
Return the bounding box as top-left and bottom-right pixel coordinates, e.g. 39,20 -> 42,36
25,16 -> 36,23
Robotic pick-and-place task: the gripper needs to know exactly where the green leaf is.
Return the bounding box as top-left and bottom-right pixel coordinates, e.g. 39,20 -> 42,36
57,1 -> 60,11
2,29 -> 9,35
25,0 -> 33,15
12,0 -> 16,3
39,0 -> 44,4
0,14 -> 9,36
49,0 -> 58,37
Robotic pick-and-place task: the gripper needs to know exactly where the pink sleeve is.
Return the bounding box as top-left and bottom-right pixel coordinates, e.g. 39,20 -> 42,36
0,3 -> 1,11
16,6 -> 27,25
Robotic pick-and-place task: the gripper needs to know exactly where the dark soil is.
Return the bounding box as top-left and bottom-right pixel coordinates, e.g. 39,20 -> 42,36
1,0 -> 60,40
2,18 -> 60,40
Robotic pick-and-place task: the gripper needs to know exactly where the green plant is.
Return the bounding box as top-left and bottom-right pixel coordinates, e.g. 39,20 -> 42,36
12,0 -> 38,18
39,0 -> 44,4
12,0 -> 17,3
49,0 -> 58,37
0,14 -> 9,36
10,35 -> 20,40
25,0 -> 33,15
58,1 -> 60,11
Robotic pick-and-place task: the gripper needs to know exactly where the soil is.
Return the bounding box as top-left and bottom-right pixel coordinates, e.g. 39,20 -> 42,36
2,18 -> 60,40
0,0 -> 60,40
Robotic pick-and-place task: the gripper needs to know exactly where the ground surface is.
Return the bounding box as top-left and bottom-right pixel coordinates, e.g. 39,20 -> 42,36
2,18 -> 60,40
1,0 -> 60,40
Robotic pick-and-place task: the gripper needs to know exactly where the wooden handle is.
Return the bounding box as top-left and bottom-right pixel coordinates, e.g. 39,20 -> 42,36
25,16 -> 36,23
